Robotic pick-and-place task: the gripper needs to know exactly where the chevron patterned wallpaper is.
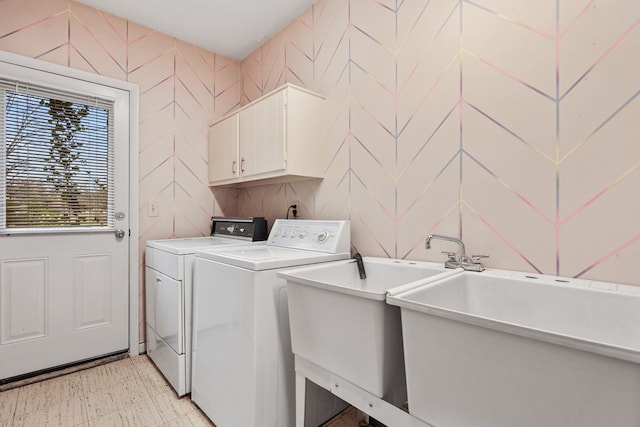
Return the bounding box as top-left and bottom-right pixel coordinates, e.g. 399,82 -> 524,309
238,0 -> 640,287
1,0 -> 640,343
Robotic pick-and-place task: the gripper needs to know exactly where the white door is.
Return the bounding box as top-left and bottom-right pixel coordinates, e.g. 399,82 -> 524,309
0,59 -> 130,380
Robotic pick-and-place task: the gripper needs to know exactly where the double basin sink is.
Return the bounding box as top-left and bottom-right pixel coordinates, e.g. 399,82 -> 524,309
280,257 -> 640,427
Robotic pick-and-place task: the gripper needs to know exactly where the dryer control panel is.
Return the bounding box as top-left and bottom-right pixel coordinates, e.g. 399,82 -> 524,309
268,219 -> 350,254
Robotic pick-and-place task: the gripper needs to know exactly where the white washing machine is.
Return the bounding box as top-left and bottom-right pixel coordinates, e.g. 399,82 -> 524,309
192,219 -> 351,427
144,217 -> 267,396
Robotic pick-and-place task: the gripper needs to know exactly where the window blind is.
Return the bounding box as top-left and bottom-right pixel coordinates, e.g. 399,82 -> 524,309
0,78 -> 115,232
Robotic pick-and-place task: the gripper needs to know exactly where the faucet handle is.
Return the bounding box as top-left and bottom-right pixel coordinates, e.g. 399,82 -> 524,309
441,251 -> 458,262
470,254 -> 489,264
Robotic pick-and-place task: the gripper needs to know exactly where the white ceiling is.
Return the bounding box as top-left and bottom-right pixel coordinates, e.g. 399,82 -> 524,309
76,0 -> 317,61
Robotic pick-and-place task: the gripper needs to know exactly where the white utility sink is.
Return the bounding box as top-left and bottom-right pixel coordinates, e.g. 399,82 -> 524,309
279,257 -> 458,399
387,269 -> 640,427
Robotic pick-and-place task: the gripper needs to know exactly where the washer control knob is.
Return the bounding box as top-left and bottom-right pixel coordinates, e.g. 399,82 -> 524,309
317,231 -> 329,243
298,232 -> 306,239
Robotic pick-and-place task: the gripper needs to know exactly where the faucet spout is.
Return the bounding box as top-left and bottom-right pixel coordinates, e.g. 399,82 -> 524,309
425,234 -> 466,259
425,234 -> 486,271
353,252 -> 367,279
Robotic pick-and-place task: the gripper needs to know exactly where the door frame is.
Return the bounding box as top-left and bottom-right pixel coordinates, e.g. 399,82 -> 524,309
0,51 -> 140,356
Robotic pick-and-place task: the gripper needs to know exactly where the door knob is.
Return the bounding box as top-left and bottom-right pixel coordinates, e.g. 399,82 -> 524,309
114,229 -> 126,239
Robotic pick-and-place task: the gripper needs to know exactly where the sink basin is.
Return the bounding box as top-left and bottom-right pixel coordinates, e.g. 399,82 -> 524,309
279,257 -> 458,398
387,269 -> 640,427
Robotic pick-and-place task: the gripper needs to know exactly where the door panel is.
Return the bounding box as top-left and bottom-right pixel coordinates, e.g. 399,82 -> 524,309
74,254 -> 113,330
0,234 -> 129,380
0,258 -> 47,344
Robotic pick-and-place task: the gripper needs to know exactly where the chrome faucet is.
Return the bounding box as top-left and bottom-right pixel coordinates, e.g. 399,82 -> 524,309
425,234 -> 487,272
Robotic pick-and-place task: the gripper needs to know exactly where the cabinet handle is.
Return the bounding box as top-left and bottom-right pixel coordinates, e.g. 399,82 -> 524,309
232,160 -> 236,174
241,158 -> 245,173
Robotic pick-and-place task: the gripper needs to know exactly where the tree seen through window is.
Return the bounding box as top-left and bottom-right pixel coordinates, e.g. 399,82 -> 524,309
4,91 -> 110,229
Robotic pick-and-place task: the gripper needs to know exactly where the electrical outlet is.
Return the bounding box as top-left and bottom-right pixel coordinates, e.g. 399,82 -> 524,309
148,201 -> 159,217
289,200 -> 299,218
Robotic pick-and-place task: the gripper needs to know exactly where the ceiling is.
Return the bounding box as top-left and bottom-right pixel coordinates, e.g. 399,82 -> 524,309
76,0 -> 317,61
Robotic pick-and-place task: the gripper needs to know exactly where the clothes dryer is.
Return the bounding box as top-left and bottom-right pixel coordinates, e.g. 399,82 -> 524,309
145,217 -> 267,396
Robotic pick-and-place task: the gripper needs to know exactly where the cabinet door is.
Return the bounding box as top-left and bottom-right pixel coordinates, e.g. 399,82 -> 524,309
208,114 -> 239,183
239,90 -> 286,178
145,267 -> 183,354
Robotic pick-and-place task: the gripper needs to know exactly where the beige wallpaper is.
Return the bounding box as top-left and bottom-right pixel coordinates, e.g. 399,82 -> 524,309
1,0 -> 639,346
236,0 -> 640,286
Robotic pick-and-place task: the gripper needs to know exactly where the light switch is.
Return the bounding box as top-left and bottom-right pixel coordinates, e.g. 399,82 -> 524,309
148,201 -> 159,217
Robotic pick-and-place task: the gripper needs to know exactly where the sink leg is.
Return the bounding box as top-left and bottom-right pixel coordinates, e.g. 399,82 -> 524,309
296,371 -> 306,427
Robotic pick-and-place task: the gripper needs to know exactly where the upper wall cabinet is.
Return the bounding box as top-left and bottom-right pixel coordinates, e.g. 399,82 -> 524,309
207,84 -> 325,187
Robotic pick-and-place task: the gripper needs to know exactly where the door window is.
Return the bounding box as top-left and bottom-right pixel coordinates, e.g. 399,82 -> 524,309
0,80 -> 114,233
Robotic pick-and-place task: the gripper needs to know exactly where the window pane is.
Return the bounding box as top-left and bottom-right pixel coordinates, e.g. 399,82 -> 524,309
4,90 -> 111,229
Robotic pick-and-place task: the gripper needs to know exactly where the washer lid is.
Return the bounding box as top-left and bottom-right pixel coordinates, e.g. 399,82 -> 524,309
146,236 -> 262,255
195,245 -> 350,270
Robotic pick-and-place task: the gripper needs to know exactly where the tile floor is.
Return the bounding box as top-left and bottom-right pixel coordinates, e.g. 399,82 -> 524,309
0,355 -> 361,427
